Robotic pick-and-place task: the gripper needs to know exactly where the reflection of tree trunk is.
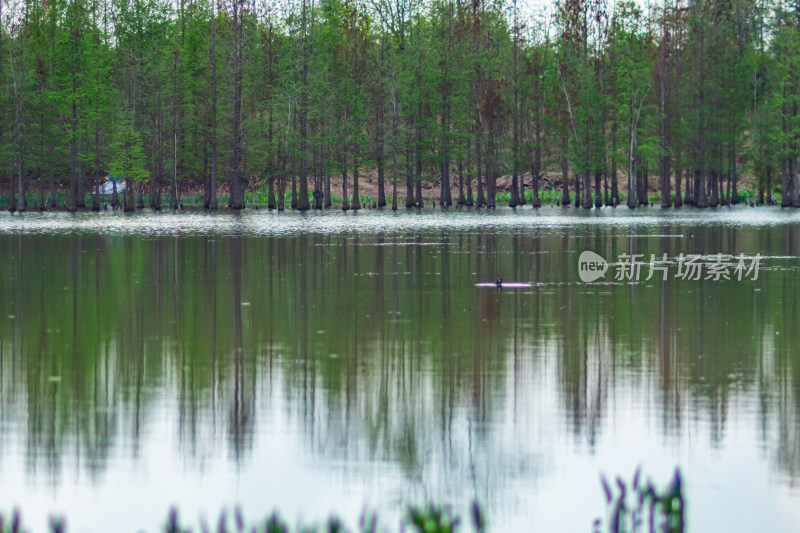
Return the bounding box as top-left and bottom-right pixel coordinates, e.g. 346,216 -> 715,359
230,236 -> 246,458
210,238 -> 218,412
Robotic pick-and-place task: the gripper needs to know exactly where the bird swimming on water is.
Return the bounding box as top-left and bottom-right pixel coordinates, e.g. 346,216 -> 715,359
683,232 -> 693,238
495,278 -> 503,287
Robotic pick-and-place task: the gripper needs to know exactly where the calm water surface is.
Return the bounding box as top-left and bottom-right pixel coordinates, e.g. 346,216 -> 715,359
0,208 -> 799,532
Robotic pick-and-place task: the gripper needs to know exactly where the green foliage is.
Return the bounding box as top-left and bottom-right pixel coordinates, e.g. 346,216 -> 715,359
109,121 -> 150,183
594,468 -> 685,533
0,505 -> 487,533
0,0 -> 798,207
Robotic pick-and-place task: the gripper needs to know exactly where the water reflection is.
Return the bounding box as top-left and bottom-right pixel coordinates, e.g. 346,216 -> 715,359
0,218 -> 799,531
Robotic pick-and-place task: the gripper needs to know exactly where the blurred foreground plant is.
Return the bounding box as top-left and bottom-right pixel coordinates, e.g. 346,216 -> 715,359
593,467 -> 685,533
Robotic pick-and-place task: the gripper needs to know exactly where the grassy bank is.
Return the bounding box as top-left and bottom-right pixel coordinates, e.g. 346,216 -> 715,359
0,188 -> 768,212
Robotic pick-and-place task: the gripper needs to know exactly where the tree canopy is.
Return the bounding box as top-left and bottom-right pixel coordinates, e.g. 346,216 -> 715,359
0,0 -> 799,210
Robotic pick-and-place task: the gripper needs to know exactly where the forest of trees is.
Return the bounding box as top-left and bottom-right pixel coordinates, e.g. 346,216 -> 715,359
0,0 -> 799,212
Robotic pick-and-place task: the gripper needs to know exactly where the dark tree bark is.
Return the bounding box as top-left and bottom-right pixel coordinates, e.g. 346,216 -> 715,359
594,171 -> 602,208
278,160 -> 286,211
391,71 -> 398,211
610,120 -> 618,206
228,0 -> 245,210
729,143 -> 738,204
11,44 -> 26,212
475,129 -> 485,207
207,0 -> 218,210
465,136 -> 474,206
405,133 -> 414,208
341,154 -> 350,211
298,0 -> 310,211
561,149 -> 570,207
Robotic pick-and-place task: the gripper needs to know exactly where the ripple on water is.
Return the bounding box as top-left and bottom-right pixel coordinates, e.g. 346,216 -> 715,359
1,206 -> 800,236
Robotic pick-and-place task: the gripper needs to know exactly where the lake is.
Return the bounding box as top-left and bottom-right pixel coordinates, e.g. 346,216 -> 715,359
0,207 -> 799,532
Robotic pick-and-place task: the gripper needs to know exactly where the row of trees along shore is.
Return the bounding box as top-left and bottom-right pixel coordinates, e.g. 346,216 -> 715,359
1,0 -> 799,212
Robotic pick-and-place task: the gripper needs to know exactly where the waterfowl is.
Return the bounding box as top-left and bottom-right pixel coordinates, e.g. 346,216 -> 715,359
683,232 -> 693,238
495,278 -> 503,287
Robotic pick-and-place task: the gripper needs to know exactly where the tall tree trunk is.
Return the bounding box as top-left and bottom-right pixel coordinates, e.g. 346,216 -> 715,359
0,0 -> 9,212
465,136 -> 473,206
684,168 -> 693,206
325,167 -> 332,208
352,160 -> 361,210
391,71 -> 398,211
297,0 -> 310,211
486,130 -> 495,208
475,129 -> 485,207
729,143 -> 738,205
582,171 -> 592,209
136,182 -> 144,209
415,146 -> 422,208
68,0 -> 79,214
594,171 -> 602,208
627,130 -> 637,209
457,159 -> 465,205
561,149 -> 570,207
638,166 -> 648,206
531,110 -> 541,208
695,28 -> 708,208
208,0 -> 218,210
228,0 -> 245,210
510,25 -> 520,210
341,154 -> 350,211
405,136 -> 414,208
278,160 -> 286,211
11,46 -> 26,212
709,153 -> 719,207
610,120 -> 618,206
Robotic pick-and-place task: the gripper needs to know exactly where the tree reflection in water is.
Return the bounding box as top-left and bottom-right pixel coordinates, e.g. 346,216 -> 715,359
0,222 -> 797,530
